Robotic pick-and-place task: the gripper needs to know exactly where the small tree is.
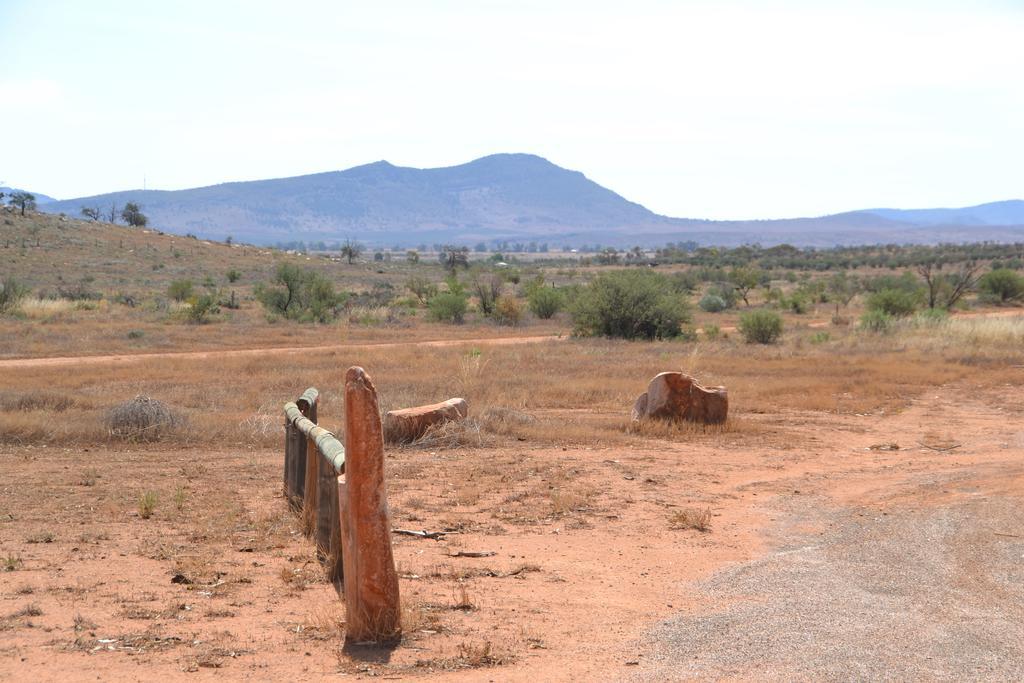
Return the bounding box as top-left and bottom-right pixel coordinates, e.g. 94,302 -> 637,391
168,279 -> 194,302
107,202 -> 120,223
406,275 -> 437,305
470,270 -> 503,316
8,191 -> 35,216
121,202 -> 148,227
728,267 -> 761,306
80,206 -> 102,221
340,239 -> 363,264
827,271 -> 860,314
917,261 -> 981,309
255,262 -> 345,322
438,245 -> 470,272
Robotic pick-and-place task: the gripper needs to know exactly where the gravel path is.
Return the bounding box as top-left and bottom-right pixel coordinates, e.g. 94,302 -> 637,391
633,489 -> 1024,681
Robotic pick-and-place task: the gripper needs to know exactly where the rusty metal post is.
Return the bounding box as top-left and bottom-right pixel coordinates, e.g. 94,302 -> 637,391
339,366 -> 401,641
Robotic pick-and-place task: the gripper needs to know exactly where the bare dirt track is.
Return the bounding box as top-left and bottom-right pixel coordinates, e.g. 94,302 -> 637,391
2,375 -> 1022,681
0,334 -> 562,369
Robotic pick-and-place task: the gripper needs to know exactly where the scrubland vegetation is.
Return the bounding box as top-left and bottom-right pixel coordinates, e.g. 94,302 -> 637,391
2,208 -> 1024,678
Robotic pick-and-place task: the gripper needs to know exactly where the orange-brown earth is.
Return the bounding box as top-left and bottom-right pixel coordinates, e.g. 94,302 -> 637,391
2,371 -> 1021,681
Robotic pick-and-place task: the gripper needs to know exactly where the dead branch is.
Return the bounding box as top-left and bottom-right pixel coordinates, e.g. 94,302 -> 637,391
392,529 -> 447,540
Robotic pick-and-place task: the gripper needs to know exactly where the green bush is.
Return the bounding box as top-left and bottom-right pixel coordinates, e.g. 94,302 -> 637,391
185,294 -> 219,324
860,309 -> 893,333
167,279 -> 194,302
738,309 -> 783,344
699,293 -> 727,313
427,292 -> 468,323
706,283 -> 737,308
865,287 -> 920,317
571,270 -> 691,340
255,263 -> 345,322
0,276 -> 29,314
226,269 -> 241,283
702,324 -> 721,340
978,268 -> 1024,303
781,292 -> 810,314
527,286 -> 563,319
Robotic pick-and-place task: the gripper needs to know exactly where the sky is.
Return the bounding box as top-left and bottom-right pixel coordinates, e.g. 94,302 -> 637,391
1,0 -> 1021,220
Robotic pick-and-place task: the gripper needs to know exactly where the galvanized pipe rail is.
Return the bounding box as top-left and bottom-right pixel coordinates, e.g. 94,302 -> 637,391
282,367 -> 401,642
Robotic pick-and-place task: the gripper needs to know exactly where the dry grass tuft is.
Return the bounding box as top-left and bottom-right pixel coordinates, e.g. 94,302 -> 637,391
669,507 -> 712,532
106,395 -> 184,442
412,418 -> 493,449
451,584 -> 476,611
0,391 -> 76,412
401,599 -> 444,635
138,491 -> 158,519
455,640 -> 505,667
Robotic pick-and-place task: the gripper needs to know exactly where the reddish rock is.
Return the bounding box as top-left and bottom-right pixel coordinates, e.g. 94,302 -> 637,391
631,372 -> 728,425
383,398 -> 469,443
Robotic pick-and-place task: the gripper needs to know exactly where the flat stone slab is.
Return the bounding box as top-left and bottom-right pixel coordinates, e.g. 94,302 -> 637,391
384,398 -> 469,443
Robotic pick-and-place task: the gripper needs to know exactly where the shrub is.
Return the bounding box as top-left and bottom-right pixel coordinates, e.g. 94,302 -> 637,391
406,275 -> 438,305
703,324 -> 720,340
0,277 -> 29,313
738,309 -> 783,344
106,395 -> 184,442
571,270 -> 691,340
706,283 -> 737,309
428,292 -> 468,323
185,294 -> 218,324
866,288 -> 920,317
527,286 -> 563,319
493,295 -> 523,326
226,269 -> 241,283
167,279 -> 194,302
978,268 -> 1024,303
699,294 -> 727,313
255,263 -> 345,322
860,309 -> 893,333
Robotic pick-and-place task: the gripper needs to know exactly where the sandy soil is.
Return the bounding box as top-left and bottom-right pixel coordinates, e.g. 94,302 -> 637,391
1,378 -> 1022,681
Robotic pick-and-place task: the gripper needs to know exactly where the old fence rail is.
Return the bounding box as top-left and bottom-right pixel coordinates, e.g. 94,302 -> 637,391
282,366 -> 401,641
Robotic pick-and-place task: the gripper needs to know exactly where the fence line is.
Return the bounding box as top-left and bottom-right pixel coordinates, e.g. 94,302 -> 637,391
282,366 -> 401,642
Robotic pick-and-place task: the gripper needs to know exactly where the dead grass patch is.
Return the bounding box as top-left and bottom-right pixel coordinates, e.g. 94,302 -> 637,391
107,395 -> 185,442
669,507 -> 712,532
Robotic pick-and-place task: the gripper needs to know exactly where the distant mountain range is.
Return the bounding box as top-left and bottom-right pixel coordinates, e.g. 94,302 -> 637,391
33,154 -> 1024,247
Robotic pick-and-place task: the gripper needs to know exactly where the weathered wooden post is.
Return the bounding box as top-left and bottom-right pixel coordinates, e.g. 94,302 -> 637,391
339,366 -> 401,641
283,396 -> 345,578
298,389 -> 320,536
